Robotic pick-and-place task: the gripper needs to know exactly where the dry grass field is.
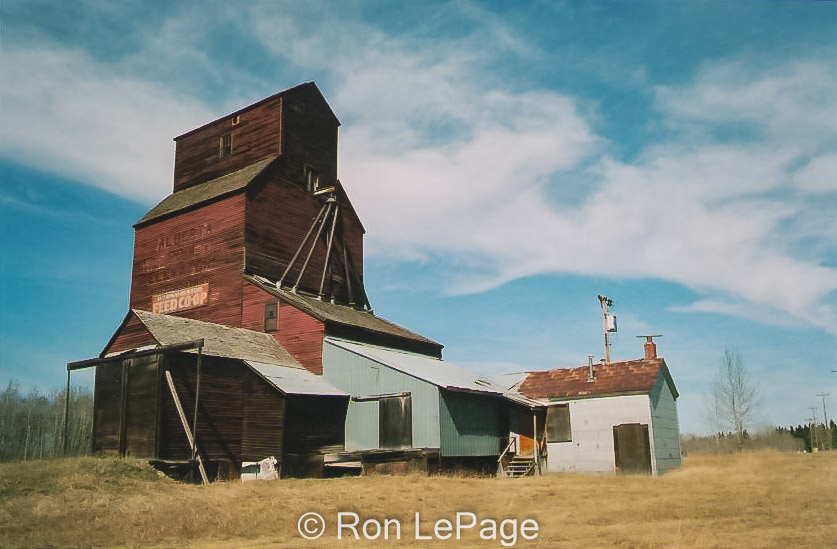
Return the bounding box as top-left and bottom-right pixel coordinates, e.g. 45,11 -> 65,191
1,451 -> 835,548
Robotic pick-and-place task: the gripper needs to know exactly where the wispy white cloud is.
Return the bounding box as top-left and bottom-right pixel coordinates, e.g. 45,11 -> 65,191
0,48 -> 213,203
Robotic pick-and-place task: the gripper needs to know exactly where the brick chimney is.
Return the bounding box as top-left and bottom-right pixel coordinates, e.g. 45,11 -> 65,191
638,335 -> 662,360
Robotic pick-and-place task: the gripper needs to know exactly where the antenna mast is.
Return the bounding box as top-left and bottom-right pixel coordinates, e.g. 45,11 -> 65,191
597,295 -> 616,364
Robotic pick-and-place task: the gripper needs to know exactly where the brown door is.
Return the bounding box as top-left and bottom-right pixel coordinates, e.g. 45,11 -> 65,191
379,395 -> 412,449
613,423 -> 652,475
518,434 -> 534,456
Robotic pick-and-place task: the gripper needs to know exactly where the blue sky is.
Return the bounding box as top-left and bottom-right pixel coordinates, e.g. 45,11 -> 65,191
1,0 -> 835,434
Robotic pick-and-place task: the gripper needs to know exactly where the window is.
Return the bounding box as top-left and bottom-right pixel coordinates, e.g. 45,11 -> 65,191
219,133 -> 232,158
546,404 -> 571,443
304,166 -> 320,193
264,302 -> 278,332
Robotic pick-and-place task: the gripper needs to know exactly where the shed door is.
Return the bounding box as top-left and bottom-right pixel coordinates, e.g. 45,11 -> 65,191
613,423 -> 652,475
379,395 -> 412,449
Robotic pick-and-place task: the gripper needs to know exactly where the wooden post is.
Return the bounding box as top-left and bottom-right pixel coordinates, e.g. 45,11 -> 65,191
532,412 -> 539,475
191,343 -> 203,461
118,361 -> 129,456
165,370 -> 209,485
63,369 -> 71,456
319,204 -> 339,298
293,202 -> 332,292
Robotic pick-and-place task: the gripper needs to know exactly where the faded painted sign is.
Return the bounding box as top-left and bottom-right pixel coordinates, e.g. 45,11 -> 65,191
152,283 -> 209,314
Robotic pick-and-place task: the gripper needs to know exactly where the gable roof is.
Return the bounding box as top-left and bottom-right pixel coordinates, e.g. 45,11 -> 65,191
105,309 -> 303,369
517,358 -> 678,401
135,156 -> 276,227
326,338 -> 500,395
246,275 -> 442,350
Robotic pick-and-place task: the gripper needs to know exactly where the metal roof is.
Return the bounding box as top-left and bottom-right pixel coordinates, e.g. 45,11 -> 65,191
130,309 -> 302,368
326,338 -> 502,395
245,361 -> 348,397
135,157 -> 276,226
247,275 -> 442,350
489,372 -> 529,392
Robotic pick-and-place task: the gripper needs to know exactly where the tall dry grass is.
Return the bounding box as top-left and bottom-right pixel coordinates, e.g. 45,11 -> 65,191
1,451 -> 835,548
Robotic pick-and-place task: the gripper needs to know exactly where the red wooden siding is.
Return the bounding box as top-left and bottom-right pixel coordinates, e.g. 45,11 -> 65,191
279,87 -> 339,190
245,176 -> 363,301
107,314 -> 156,354
130,194 -> 246,328
242,282 -> 325,374
173,97 -> 283,191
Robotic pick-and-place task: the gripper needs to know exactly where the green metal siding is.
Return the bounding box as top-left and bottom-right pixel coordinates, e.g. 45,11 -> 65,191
649,374 -> 682,474
322,341 -> 441,450
439,390 -> 505,457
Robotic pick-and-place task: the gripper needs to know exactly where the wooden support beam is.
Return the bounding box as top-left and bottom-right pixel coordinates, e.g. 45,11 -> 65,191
165,370 -> 209,485
63,369 -> 71,456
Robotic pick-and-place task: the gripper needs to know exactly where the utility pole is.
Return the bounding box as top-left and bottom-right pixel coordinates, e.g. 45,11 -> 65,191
816,393 -> 830,450
598,295 -> 616,364
809,407 -> 820,452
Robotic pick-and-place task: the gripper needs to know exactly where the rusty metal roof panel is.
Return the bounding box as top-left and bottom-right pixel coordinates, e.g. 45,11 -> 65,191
245,361 -> 348,397
517,359 -> 666,400
130,309 -> 302,368
135,156 -> 276,226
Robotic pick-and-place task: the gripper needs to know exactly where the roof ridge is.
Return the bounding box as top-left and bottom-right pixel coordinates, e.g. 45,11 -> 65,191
135,156 -> 277,227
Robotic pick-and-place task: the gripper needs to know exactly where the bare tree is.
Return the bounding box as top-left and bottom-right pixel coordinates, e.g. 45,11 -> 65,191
706,350 -> 760,451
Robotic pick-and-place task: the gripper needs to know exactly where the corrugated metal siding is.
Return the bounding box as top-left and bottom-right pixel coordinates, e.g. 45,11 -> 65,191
322,341 -> 440,451
439,391 -> 505,457
326,339 -> 494,394
649,374 -> 682,474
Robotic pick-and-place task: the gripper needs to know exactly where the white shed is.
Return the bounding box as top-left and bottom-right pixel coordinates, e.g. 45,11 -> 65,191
501,342 -> 682,476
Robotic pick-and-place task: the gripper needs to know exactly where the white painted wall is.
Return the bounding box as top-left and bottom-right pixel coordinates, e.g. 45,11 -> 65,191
545,394 -> 653,475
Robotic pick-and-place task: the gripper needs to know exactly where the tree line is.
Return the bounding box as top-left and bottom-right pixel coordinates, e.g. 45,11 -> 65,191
0,380 -> 93,462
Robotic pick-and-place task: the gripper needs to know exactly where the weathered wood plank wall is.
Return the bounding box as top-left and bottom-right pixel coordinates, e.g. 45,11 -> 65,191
129,194 -> 246,327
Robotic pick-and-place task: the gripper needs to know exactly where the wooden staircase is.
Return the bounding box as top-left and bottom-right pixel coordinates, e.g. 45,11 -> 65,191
505,455 -> 537,478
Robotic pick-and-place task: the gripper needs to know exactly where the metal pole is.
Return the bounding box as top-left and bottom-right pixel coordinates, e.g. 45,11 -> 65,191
63,369 -> 71,456
809,407 -> 819,451
816,393 -> 830,450
191,343 -> 203,461
599,295 -> 612,364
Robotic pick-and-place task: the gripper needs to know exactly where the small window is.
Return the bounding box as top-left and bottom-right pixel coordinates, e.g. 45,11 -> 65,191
546,404 -> 571,443
231,115 -> 240,126
304,166 -> 320,193
219,133 -> 232,158
264,302 -> 278,332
